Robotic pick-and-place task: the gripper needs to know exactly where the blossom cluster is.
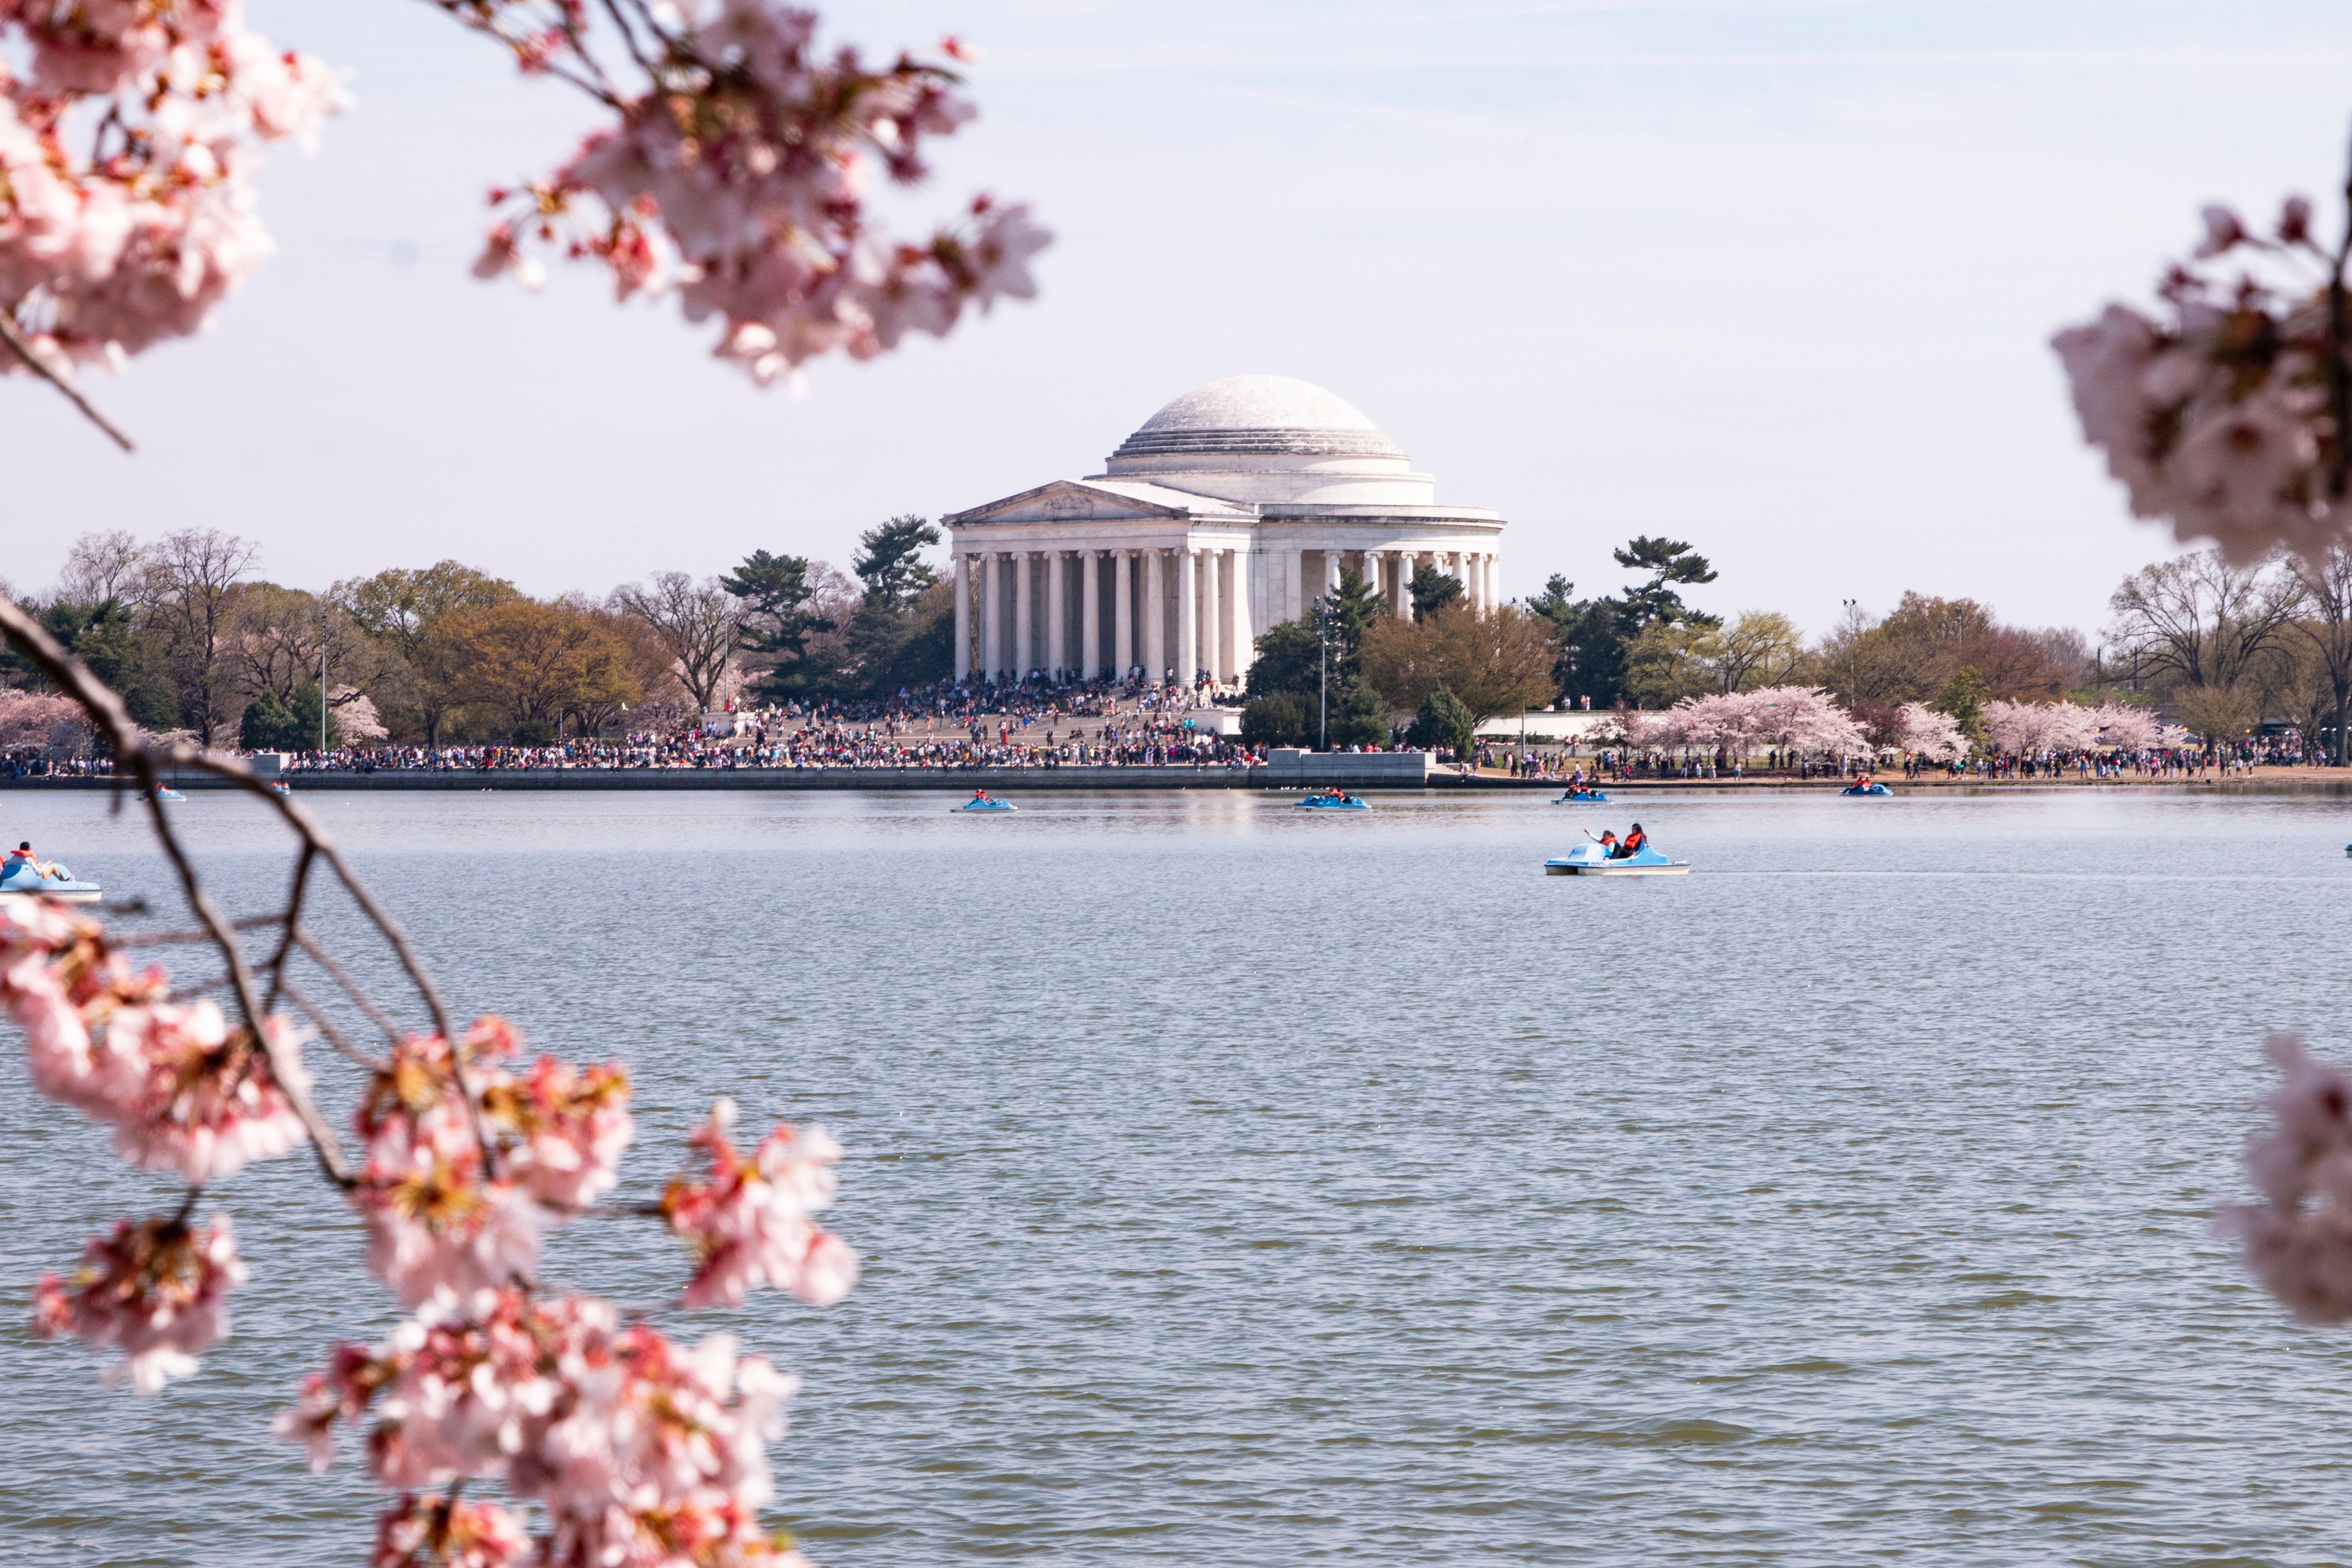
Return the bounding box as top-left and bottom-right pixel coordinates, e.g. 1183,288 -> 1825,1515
2053,198 -> 2352,563
661,1097 -> 858,1308
0,0 -> 348,377
1638,686 -> 1871,761
1895,702 -> 1969,763
281,1286 -> 813,1568
353,1016 -> 634,1306
32,1211 -> 245,1391
1979,698 -> 2174,756
1,898 -> 309,1182
457,0 -> 1048,385
2219,1033 -> 2352,1325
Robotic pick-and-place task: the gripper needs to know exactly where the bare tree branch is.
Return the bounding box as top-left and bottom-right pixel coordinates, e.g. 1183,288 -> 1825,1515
0,311 -> 135,453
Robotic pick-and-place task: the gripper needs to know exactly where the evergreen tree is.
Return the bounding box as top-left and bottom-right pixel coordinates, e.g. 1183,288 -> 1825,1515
1326,681 -> 1391,748
38,597 -> 177,729
852,515 -> 941,610
721,549 -> 834,703
238,684 -> 338,751
1933,664 -> 1991,749
1245,620 -> 1322,697
1238,691 -> 1310,747
1407,686 -> 1477,759
1614,536 -> 1720,629
1409,560 -> 1464,619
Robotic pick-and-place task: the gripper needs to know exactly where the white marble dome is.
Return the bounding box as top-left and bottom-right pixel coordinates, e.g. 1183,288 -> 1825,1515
1109,375 -> 1407,463
1100,374 -> 1432,505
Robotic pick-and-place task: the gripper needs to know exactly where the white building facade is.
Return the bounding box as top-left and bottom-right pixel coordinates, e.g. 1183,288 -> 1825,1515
943,375 -> 1506,686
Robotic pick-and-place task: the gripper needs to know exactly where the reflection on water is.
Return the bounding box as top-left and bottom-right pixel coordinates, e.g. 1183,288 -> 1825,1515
5,787 -> 2352,1566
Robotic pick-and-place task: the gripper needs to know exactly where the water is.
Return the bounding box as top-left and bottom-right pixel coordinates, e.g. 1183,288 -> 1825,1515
5,786 -> 2352,1567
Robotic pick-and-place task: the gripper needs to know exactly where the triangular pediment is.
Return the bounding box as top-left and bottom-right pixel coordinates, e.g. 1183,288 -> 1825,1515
946,479 -> 1206,526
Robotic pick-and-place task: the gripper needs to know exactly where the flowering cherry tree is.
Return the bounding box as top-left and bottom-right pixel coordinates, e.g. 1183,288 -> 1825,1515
1895,702 -> 1969,763
1,0 -> 1049,446
2052,166 -> 2352,563
0,596 -> 858,1566
2058,147 -> 2352,1329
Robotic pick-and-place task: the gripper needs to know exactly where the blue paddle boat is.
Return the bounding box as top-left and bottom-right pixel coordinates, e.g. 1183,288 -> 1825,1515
1545,840 -> 1690,877
958,795 -> 1016,813
1298,793 -> 1370,811
153,786 -> 186,802
269,780 -> 292,796
1554,788 -> 1610,803
1840,782 -> 1890,797
0,858 -> 103,904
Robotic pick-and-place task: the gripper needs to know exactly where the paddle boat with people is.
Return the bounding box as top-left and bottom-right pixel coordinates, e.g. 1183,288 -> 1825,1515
1545,824 -> 1690,877
153,786 -> 186,802
1554,787 -> 1610,804
1840,773 -> 1891,797
0,843 -> 102,904
1298,789 -> 1370,811
958,790 -> 1016,813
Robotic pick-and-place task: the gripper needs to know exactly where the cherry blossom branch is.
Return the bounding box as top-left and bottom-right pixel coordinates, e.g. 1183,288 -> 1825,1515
0,311 -> 135,453
2330,125 -> 2352,502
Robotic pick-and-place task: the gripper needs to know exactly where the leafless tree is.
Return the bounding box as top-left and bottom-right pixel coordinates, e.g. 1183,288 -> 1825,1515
232,582 -> 392,721
137,528 -> 260,744
2288,544 -> 2352,763
610,572 -> 740,711
2107,550 -> 2305,695
58,529 -> 151,606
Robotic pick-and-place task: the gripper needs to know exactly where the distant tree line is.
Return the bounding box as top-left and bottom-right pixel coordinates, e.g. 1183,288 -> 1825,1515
8,522 -> 2347,759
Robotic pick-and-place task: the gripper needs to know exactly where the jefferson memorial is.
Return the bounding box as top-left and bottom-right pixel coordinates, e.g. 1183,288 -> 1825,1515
944,375 -> 1507,686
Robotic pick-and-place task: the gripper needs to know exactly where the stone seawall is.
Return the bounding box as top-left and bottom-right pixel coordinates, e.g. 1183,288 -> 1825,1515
2,763 -> 1466,793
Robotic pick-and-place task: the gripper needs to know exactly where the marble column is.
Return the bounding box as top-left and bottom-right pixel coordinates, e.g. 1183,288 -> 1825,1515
1395,551 -> 1415,620
1012,550 -> 1033,680
982,552 -> 1002,683
1200,548 -> 1222,683
1144,548 -> 1166,680
1325,549 -> 1341,596
1047,551 -> 1067,678
953,554 -> 972,680
1080,548 -> 1101,680
1230,549 -> 1253,680
1287,549 -> 1306,622
1177,548 -> 1198,684
1113,549 -> 1134,680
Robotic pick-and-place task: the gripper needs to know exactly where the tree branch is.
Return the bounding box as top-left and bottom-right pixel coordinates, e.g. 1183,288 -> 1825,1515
0,312 -> 135,453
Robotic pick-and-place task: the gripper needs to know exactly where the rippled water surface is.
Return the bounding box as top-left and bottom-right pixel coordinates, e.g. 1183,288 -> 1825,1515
7,786 -> 2352,1567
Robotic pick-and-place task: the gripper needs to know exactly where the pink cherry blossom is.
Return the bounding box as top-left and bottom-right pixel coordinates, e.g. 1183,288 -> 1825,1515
461,4 -> 1050,384
0,0 -> 348,379
373,1493 -> 530,1568
491,1053 -> 635,1212
661,1098 -> 859,1308
350,1017 -> 631,1300
355,1100 -> 544,1307
1897,702 -> 1969,763
94,1001 -> 312,1183
285,1287 -> 808,1562
33,1212 -> 245,1393
2218,1033 -> 2352,1325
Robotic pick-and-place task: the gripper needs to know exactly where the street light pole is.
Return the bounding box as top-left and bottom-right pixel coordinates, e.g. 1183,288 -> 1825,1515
1317,597 -> 1329,752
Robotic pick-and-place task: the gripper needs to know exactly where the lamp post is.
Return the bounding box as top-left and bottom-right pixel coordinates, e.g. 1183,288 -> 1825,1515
1316,594 -> 1329,752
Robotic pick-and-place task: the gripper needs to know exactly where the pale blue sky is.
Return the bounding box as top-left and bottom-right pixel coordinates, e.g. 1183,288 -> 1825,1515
11,0 -> 2352,636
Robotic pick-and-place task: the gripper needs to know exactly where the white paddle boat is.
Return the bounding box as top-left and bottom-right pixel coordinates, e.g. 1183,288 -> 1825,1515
1545,840 -> 1690,877
0,858 -> 103,904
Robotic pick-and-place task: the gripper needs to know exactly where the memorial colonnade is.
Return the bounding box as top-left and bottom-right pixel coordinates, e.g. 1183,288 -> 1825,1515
949,542 -> 1503,686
